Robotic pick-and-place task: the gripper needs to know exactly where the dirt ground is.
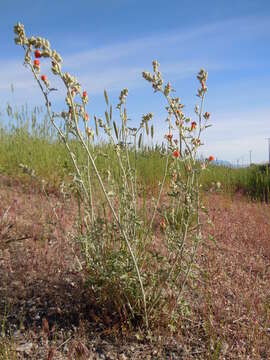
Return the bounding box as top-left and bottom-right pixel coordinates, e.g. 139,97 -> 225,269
0,176 -> 270,359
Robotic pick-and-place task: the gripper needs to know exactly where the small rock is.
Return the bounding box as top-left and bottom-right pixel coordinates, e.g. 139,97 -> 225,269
16,342 -> 33,355
119,354 -> 128,360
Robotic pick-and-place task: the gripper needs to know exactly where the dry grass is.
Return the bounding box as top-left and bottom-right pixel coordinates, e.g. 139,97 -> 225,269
0,177 -> 270,359
196,193 -> 270,358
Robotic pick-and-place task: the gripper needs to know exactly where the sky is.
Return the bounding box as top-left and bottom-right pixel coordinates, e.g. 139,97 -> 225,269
0,0 -> 270,164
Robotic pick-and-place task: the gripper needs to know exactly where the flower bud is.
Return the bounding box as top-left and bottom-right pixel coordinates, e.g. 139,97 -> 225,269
191,121 -> 197,130
164,82 -> 171,96
35,49 -> 41,58
160,218 -> 166,230
85,126 -> 94,138
173,149 -> 180,158
82,90 -> 88,104
33,59 -> 40,72
203,112 -> 210,120
152,60 -> 159,72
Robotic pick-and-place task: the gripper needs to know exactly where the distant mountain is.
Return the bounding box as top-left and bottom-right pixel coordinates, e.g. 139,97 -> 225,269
214,159 -> 233,167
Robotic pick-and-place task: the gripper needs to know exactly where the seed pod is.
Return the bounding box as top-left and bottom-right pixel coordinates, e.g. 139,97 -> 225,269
145,121 -> 149,136
113,121 -> 119,140
42,49 -> 52,57
44,39 -> 50,48
24,49 -> 31,64
138,133 -> 142,148
123,108 -> 127,124
110,104 -> 112,121
105,110 -> 110,126
86,126 -> 94,139
104,89 -> 109,106
151,124 -> 154,139
94,115 -> 99,137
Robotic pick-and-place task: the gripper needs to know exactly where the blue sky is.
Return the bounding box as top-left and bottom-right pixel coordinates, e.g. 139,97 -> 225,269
1,0 -> 270,164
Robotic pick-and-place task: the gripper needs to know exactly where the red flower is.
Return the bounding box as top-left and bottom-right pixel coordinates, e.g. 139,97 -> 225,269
34,49 -> 41,58
204,112 -> 210,119
202,81 -> 207,92
191,121 -> 197,130
166,134 -> 173,141
82,91 -> 87,98
41,75 -> 47,81
160,218 -> 166,230
208,155 -> 214,162
173,149 -> 180,158
34,59 -> 40,66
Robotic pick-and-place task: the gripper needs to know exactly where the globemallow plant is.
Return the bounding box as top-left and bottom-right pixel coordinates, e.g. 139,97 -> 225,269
14,22 -> 213,331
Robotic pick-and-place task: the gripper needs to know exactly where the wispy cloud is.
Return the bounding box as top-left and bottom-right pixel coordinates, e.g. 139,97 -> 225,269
64,14 -> 270,69
3,14 -> 267,98
201,108 -> 270,163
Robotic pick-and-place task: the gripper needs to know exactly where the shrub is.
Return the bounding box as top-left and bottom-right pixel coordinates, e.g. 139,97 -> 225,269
14,22 -> 212,331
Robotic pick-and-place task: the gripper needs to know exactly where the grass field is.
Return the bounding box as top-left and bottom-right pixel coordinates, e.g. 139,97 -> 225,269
1,105 -> 270,201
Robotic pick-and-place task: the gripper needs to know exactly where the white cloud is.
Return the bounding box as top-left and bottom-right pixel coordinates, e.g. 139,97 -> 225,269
201,108 -> 270,163
3,13 -> 267,102
63,14 -> 270,69
141,107 -> 270,164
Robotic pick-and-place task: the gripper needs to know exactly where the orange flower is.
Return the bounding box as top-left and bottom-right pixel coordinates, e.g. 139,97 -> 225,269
34,49 -> 41,58
191,121 -> 197,130
41,75 -> 47,81
173,149 -> 180,158
82,90 -> 88,103
84,113 -> 89,121
34,59 -> 40,66
208,155 -> 214,162
160,218 -> 166,230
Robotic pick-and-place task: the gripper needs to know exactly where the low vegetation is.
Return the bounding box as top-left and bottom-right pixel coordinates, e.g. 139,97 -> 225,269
1,113 -> 270,201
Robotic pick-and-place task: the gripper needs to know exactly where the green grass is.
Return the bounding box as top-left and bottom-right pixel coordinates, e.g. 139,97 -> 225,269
201,163 -> 270,201
1,104 -> 270,201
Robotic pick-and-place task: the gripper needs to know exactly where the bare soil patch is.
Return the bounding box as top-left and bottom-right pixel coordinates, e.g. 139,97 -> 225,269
0,177 -> 270,359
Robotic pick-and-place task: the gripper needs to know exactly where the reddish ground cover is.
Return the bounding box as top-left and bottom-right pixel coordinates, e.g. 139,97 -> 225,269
0,177 -> 269,359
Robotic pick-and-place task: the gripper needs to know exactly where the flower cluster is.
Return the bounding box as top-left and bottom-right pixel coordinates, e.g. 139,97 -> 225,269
117,88 -> 128,109
197,68 -> 208,98
142,59 -> 215,169
14,22 -> 93,139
